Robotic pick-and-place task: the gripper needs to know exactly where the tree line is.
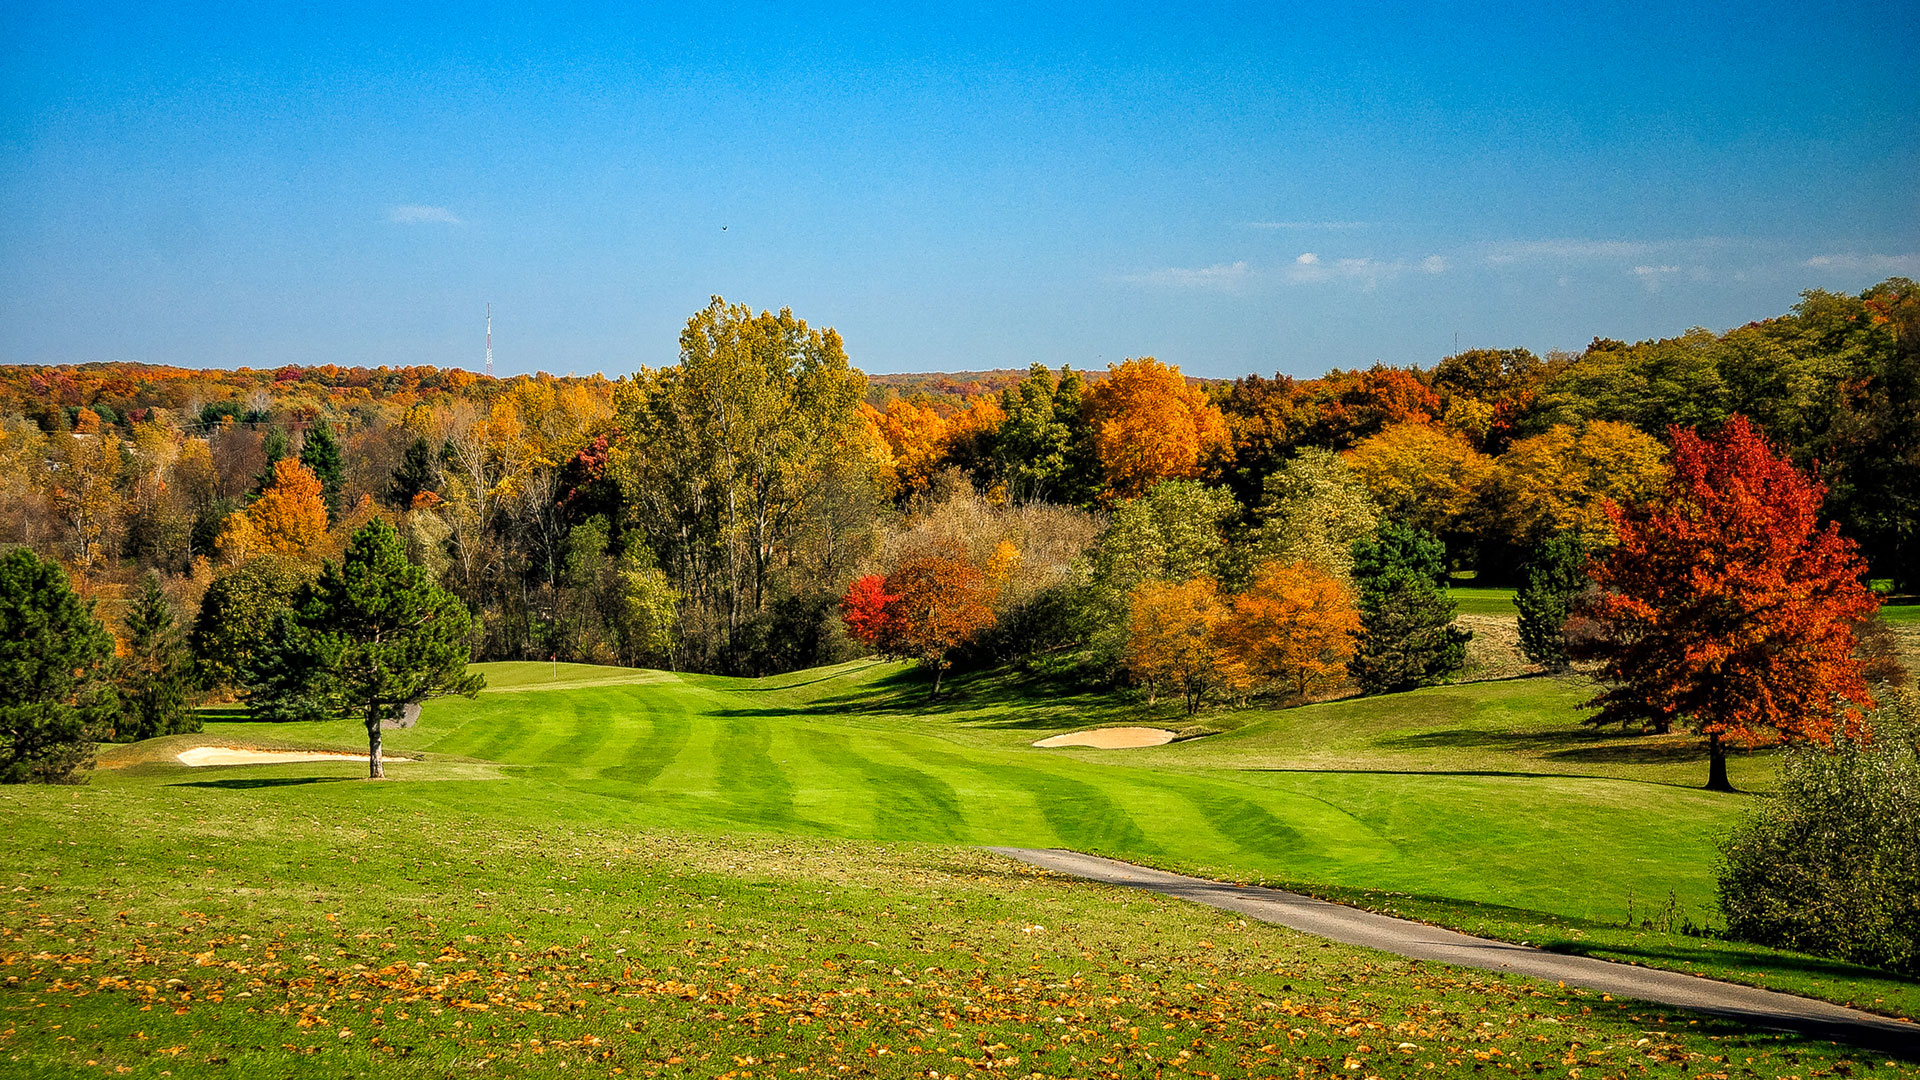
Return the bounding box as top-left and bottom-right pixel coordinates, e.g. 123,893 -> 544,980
0,282 -> 1910,703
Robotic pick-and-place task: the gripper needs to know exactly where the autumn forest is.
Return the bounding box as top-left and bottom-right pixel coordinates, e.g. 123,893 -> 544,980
0,280 -> 1914,716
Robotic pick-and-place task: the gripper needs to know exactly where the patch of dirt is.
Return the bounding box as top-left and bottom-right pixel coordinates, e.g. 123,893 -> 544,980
1032,727 -> 1177,749
1455,614 -> 1539,682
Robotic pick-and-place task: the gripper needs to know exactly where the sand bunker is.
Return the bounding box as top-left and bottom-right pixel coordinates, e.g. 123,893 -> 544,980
1032,727 -> 1177,749
176,747 -> 411,767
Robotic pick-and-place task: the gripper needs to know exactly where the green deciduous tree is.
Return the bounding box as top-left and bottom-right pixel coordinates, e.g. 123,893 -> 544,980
1717,697 -> 1918,975
115,573 -> 198,741
189,556 -> 313,692
1348,523 -> 1470,694
993,364 -> 1099,506
1244,448 -> 1379,583
611,298 -> 868,673
1093,479 -> 1239,593
0,549 -> 116,783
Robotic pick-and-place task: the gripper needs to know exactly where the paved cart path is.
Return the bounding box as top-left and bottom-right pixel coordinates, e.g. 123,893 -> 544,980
987,847 -> 1917,1056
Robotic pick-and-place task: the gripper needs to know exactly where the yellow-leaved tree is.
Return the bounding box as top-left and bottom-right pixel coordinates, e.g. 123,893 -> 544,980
1346,422 -> 1493,539
1085,358 -> 1229,501
1486,421 -> 1669,547
246,458 -> 329,556
1123,577 -> 1246,713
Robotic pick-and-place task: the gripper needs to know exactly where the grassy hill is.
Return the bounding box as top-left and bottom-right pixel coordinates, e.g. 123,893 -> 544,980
4,660 -> 1915,1077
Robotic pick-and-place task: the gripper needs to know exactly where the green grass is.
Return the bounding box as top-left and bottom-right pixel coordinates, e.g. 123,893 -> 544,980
5,659 -> 1917,1077
1448,586 -> 1519,616
2,791 -> 1906,1078
1879,602 -> 1920,624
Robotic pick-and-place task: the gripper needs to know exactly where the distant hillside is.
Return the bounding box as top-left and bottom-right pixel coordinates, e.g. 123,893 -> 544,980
865,366 -> 1223,409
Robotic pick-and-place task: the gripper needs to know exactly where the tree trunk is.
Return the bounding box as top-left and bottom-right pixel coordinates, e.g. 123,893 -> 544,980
1704,731 -> 1734,793
931,660 -> 943,698
367,714 -> 386,780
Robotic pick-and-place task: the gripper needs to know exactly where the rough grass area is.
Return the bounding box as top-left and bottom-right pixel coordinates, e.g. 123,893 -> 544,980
2,790 -> 1906,1079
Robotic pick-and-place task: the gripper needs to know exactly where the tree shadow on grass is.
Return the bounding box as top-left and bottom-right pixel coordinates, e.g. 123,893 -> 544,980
1249,765 -> 1718,791
1555,939 -> 1919,991
1382,726 -> 1623,753
169,776 -> 357,790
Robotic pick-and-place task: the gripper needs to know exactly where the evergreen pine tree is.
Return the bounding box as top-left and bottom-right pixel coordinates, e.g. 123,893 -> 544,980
117,573 -> 198,741
0,549 -> 116,782
251,519 -> 483,777
385,437 -> 438,510
299,422 -> 345,515
1348,522 -> 1471,694
255,426 -> 290,493
1516,534 -> 1589,671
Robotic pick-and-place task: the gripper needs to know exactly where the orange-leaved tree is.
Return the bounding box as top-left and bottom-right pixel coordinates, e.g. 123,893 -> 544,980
1219,561 -> 1360,700
883,549 -> 995,696
1084,358 -> 1229,501
1123,577 -> 1247,714
247,458 -> 330,556
1574,416 -> 1880,792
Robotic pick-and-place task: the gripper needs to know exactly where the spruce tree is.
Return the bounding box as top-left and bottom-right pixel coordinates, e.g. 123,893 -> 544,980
117,573 -> 198,741
255,426 -> 290,493
386,437 -> 438,510
299,422 -> 345,515
0,549 -> 116,783
1516,534 -> 1588,672
1348,522 -> 1471,694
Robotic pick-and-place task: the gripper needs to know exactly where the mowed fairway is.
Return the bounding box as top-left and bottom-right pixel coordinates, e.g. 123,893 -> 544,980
127,661 -> 1920,1015
314,662 -> 1727,919
5,659 -> 1917,1077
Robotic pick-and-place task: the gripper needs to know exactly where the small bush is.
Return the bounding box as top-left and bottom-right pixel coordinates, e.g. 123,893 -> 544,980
1717,695 -> 1920,975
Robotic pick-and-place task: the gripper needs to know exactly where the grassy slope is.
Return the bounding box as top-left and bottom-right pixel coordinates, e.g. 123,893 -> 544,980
5,660 -> 1916,1075
98,662 -> 1920,1014
6,794 -> 1890,1080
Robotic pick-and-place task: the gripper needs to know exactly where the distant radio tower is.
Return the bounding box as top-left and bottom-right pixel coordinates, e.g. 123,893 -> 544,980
485,304 -> 493,377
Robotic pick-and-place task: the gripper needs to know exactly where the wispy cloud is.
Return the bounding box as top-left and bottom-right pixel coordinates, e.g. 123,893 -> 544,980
1631,264 -> 1682,292
1284,253 -> 1447,289
389,204 -> 462,225
1804,253 -> 1920,274
1248,220 -> 1371,230
1122,261 -> 1252,291
1481,239 -> 1656,265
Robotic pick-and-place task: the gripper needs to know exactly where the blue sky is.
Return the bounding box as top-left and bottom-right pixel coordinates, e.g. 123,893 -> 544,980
1,2 -> 1914,379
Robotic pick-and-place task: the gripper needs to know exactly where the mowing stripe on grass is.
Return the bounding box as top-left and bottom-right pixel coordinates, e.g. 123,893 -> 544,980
799,729 -> 968,842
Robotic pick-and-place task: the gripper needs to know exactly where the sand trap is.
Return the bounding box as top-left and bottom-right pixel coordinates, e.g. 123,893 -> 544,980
175,747 -> 411,767
1032,727 -> 1177,749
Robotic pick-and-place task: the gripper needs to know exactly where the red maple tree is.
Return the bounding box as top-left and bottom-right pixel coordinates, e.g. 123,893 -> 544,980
840,574 -> 897,647
1575,415 -> 1880,791
881,550 -> 996,696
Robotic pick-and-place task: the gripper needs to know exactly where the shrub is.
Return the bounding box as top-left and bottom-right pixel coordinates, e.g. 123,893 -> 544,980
1717,695 -> 1920,975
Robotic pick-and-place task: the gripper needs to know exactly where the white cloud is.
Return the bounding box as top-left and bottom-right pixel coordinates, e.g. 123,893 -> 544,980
1122,261 -> 1252,291
1804,253 -> 1920,274
1631,264 -> 1681,292
1248,220 -> 1371,230
1421,255 -> 1448,274
389,204 -> 462,225
1284,256 -> 1409,289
